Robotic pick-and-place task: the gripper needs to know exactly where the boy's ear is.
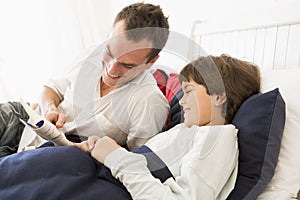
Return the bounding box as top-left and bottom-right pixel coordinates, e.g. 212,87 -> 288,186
213,92 -> 227,107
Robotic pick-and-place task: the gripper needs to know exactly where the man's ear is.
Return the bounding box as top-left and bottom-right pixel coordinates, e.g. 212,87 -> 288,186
146,55 -> 159,69
213,92 -> 227,107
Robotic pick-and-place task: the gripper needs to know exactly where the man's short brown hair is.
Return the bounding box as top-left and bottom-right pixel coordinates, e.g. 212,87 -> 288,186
114,2 -> 170,61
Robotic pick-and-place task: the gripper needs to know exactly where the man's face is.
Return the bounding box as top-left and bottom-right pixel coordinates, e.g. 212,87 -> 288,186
101,20 -> 158,88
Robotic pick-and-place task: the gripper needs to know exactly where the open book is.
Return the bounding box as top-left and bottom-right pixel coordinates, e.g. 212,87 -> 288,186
19,98 -> 73,146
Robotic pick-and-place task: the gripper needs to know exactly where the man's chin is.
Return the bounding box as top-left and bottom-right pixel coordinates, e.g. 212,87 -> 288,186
103,77 -> 124,88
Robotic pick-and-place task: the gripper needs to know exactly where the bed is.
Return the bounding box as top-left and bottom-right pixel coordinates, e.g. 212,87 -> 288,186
4,13 -> 300,200
189,17 -> 300,199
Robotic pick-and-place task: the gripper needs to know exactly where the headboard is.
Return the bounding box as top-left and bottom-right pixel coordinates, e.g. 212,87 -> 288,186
190,20 -> 300,69
189,18 -> 300,199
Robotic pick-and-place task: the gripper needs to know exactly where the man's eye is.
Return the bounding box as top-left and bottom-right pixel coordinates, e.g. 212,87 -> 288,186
122,64 -> 135,69
123,64 -> 131,68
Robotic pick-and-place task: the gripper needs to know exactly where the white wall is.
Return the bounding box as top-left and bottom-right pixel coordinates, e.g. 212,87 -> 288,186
109,0 -> 300,36
0,0 -> 113,102
1,0 -> 299,102
108,0 -> 300,72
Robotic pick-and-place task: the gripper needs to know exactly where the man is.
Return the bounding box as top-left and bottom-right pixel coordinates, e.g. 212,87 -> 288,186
0,2 -> 170,157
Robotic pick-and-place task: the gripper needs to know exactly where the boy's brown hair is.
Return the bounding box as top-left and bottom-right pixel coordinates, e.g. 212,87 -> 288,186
179,54 -> 261,123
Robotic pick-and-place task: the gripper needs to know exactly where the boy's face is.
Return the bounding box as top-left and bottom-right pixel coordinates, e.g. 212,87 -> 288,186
180,80 -> 213,127
101,20 -> 158,88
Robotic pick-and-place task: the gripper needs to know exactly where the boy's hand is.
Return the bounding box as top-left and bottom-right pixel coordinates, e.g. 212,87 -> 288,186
90,136 -> 121,163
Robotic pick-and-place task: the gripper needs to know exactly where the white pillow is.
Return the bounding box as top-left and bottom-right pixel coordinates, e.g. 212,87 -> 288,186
258,68 -> 300,199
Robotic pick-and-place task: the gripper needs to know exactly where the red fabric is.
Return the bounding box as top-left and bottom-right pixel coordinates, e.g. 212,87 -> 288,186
165,73 -> 180,103
152,69 -> 181,130
152,69 -> 168,95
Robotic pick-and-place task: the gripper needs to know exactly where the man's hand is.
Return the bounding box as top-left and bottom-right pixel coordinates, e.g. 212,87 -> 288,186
39,86 -> 65,128
43,103 -> 66,128
76,136 -> 101,152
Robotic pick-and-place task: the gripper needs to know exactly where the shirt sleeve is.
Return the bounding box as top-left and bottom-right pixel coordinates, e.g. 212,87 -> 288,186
104,148 -> 214,200
104,125 -> 239,200
126,84 -> 169,150
44,77 -> 70,101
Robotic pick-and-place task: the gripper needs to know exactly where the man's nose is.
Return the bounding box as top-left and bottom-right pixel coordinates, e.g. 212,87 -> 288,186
107,59 -> 121,75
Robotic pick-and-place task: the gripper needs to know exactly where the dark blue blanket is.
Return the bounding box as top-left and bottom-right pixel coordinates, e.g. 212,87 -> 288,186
0,146 -> 173,200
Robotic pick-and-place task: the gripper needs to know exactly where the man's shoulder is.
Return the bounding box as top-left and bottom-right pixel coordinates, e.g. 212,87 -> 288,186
129,71 -> 157,86
131,80 -> 166,98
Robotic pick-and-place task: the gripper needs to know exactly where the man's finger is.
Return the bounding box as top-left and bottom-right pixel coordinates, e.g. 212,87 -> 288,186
56,113 -> 66,128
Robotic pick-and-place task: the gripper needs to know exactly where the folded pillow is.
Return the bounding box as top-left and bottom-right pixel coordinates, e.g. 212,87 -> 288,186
227,88 -> 286,200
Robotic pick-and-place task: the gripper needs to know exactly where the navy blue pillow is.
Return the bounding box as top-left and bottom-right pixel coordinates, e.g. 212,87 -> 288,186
227,88 -> 286,200
164,88 -> 184,131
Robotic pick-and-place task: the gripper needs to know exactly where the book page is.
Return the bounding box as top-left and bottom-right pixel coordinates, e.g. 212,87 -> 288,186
19,98 -> 73,146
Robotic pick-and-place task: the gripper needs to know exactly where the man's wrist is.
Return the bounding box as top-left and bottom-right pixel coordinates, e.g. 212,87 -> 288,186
42,102 -> 58,115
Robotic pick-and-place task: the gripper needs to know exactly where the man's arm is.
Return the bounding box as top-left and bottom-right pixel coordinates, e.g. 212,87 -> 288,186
39,86 -> 66,128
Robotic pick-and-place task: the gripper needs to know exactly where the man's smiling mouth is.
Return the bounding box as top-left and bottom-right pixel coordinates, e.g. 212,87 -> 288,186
105,68 -> 122,79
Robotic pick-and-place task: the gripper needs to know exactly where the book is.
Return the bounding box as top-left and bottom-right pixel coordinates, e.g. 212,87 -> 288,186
19,98 -> 73,146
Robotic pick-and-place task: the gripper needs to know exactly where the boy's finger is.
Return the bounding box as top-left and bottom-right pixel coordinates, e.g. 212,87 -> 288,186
88,136 -> 98,151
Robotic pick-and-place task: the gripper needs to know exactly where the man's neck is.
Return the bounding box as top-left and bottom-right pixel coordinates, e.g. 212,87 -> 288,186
100,80 -> 115,97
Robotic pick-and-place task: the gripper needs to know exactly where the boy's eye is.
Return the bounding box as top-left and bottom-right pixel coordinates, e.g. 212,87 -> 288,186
184,85 -> 193,94
185,89 -> 191,94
